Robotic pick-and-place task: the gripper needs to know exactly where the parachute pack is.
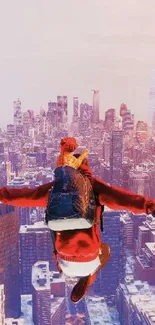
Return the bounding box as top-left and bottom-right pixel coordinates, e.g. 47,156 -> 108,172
45,166 -> 97,231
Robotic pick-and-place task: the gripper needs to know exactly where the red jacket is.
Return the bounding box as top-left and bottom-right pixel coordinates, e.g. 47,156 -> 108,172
0,164 -> 155,262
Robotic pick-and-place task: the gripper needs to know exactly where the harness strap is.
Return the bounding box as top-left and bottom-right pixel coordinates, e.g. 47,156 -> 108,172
100,205 -> 104,232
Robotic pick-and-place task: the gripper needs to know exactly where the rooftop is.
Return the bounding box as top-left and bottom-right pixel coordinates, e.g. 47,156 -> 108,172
139,225 -> 149,231
20,221 -> 48,233
86,296 -> 120,325
145,242 -> 155,255
32,261 -> 65,290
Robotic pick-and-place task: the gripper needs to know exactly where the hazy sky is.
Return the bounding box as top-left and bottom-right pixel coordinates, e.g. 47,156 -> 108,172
0,0 -> 155,128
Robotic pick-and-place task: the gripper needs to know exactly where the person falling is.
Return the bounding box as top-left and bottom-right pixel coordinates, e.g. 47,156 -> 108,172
1,140 -> 155,303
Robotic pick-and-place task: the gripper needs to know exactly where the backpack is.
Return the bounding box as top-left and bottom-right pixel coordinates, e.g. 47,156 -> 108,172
45,166 -> 96,231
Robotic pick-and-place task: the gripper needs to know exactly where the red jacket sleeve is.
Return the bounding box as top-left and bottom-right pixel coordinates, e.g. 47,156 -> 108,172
0,182 -> 54,207
92,177 -> 155,215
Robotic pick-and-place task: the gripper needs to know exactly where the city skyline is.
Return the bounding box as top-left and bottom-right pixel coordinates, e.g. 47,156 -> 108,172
0,1 -> 155,128
1,2 -> 155,323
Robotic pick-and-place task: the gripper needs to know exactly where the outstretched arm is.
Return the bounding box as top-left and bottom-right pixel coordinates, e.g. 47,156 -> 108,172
0,182 -> 54,207
92,177 -> 155,214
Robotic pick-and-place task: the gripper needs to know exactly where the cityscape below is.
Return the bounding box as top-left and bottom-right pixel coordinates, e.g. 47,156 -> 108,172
0,88 -> 155,325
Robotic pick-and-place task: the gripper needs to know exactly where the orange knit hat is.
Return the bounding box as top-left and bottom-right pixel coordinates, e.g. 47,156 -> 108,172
60,137 -> 78,152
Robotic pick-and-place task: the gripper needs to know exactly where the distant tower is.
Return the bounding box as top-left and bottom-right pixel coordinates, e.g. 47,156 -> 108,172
120,103 -> 128,118
110,130 -> 123,187
47,101 -> 57,127
148,69 -> 155,129
20,222 -> 56,294
93,211 -> 126,302
0,205 -> 21,318
6,161 -> 12,183
57,96 -> 68,124
13,99 -> 22,126
0,285 -> 5,325
92,90 -> 99,123
72,97 -> 79,122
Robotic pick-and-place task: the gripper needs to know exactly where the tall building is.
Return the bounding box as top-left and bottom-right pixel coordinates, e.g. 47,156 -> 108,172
87,296 -> 119,325
122,161 -> 133,190
104,108 -> 115,132
0,285 -> 5,325
129,167 -> 151,197
110,130 -> 123,187
0,204 -> 21,318
57,96 -> 68,124
131,213 -> 147,252
72,97 -> 79,122
47,101 -> 57,127
19,222 -> 57,294
116,278 -> 155,325
120,103 -> 128,118
122,109 -> 134,134
13,99 -> 22,126
148,69 -> 155,128
6,125 -> 16,139
0,142 -> 6,187
22,110 -> 34,136
121,213 -> 134,250
93,210 -> 126,305
79,103 -> 92,135
136,120 -> 148,143
103,133 -> 111,164
88,152 -> 101,177
32,261 -> 51,325
71,97 -> 79,137
134,217 -> 155,285
0,161 -> 7,187
92,90 -> 99,124
32,261 -> 66,325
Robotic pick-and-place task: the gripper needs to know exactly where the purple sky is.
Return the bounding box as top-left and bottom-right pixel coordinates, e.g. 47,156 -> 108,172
0,0 -> 155,128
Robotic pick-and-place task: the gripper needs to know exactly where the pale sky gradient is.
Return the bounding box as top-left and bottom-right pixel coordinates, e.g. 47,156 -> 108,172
0,0 -> 155,128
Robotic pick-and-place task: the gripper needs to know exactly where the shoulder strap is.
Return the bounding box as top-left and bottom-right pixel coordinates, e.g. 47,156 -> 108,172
50,230 -> 62,273
100,205 -> 104,232
94,194 -> 104,232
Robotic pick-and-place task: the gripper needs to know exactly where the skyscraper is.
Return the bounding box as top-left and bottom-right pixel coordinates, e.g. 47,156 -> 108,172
116,279 -> 155,325
79,103 -> 92,135
20,222 -> 57,294
32,261 -> 66,325
134,218 -> 155,285
72,97 -> 79,122
129,167 -> 151,197
110,130 -> 123,187
93,210 -> 126,305
148,69 -> 155,128
13,99 -> 22,126
71,97 -> 79,137
122,109 -> 134,134
92,90 -> 99,124
32,261 -> 51,325
0,285 -> 5,325
0,204 -> 21,318
104,108 -> 115,132
120,103 -> 128,118
47,101 -> 57,127
57,96 -> 68,124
